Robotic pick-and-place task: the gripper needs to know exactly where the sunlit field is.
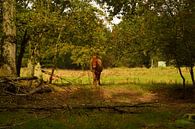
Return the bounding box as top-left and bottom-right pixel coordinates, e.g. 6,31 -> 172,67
21,66 -> 193,86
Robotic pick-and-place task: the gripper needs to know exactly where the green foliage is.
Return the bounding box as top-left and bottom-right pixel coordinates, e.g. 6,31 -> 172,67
95,0 -> 195,69
14,0 -> 110,69
2,0 -> 195,70
157,0 -> 195,67
108,12 -> 157,67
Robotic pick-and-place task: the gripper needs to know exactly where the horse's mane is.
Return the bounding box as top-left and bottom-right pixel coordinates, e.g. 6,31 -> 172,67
91,56 -> 103,72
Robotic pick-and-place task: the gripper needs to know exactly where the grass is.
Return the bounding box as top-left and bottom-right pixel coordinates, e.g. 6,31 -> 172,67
0,109 -> 194,129
1,67 -> 194,129
103,67 -> 192,85
39,67 -> 191,84
21,67 -> 193,86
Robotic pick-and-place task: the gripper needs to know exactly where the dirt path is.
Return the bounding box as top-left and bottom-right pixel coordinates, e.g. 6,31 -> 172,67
0,84 -> 194,111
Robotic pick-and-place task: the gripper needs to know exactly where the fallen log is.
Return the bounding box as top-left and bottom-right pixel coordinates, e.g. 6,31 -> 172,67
13,76 -> 38,81
0,76 -> 38,83
1,77 -> 53,96
4,84 -> 53,96
0,102 -> 159,111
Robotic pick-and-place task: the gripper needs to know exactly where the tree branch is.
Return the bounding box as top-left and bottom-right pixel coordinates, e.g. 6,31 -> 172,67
0,102 -> 158,111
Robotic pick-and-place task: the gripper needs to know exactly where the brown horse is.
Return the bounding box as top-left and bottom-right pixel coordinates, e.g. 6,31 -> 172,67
90,55 -> 103,86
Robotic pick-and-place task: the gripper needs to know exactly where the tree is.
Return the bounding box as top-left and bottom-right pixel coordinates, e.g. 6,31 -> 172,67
15,0 -> 72,77
156,0 -> 195,87
16,0 -> 32,76
14,0 -> 109,78
0,2 -> 3,59
0,0 -> 17,77
100,0 -> 161,68
45,0 -> 109,69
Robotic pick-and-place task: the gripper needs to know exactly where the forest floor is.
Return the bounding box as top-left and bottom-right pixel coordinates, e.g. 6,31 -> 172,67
0,82 -> 195,129
0,67 -> 195,129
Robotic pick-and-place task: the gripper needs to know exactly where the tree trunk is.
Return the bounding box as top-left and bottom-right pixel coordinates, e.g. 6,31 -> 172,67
49,33 -> 60,84
0,0 -> 16,77
16,29 -> 30,77
27,58 -> 35,87
27,42 -> 35,87
189,66 -> 195,86
178,66 -> 186,98
34,62 -> 43,81
27,40 -> 43,86
49,67 -> 55,84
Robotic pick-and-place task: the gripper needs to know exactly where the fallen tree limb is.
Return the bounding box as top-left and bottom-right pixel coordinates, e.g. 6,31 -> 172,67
4,84 -> 53,96
4,90 -> 26,96
2,77 -> 52,96
0,102 -> 159,111
0,76 -> 38,83
13,76 -> 38,81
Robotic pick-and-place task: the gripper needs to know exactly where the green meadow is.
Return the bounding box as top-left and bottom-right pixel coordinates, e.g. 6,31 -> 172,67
21,67 -> 193,85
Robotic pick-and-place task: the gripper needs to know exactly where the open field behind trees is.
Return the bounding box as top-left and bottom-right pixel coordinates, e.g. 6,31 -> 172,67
0,67 -> 194,129
21,67 -> 193,86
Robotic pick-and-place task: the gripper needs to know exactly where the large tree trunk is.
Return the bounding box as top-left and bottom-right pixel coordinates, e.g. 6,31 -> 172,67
0,0 -> 16,77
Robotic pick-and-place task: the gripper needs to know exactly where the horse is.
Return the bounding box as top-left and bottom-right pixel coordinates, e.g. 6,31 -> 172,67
90,55 -> 103,86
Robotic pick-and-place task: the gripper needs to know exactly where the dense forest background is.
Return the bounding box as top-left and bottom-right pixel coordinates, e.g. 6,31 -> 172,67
0,0 -> 194,76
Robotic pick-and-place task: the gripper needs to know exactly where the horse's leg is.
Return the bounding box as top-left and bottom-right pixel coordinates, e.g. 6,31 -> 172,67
97,72 -> 101,86
92,72 -> 96,85
93,72 -> 99,86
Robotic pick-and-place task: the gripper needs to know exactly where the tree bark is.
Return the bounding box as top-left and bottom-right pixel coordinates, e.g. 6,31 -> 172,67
49,38 -> 60,84
0,76 -> 38,83
16,29 -> 30,77
0,102 -> 158,111
49,67 -> 55,84
0,0 -> 17,77
189,66 -> 195,86
178,66 -> 186,98
27,42 -> 35,87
